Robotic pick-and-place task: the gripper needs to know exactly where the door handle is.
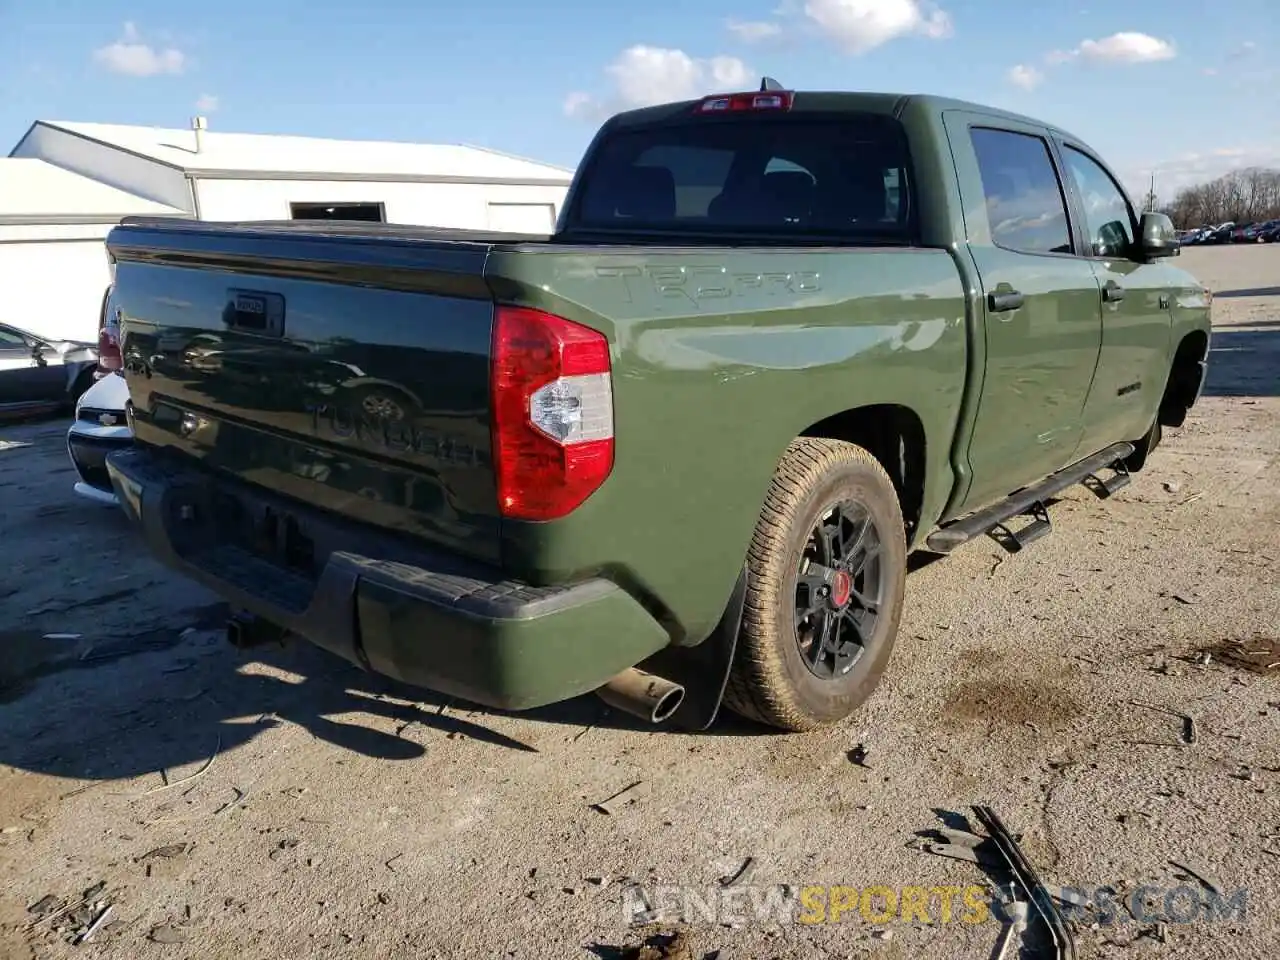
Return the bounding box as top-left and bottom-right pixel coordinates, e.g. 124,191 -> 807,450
1102,281 -> 1125,303
987,290 -> 1025,313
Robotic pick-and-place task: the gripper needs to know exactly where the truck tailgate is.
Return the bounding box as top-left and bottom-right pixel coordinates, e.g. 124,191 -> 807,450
107,219 -> 514,564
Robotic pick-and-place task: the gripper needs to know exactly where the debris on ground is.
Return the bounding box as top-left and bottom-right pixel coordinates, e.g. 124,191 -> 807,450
212,787 -> 249,816
1127,700 -> 1198,747
971,806 -> 1077,960
1198,637 -> 1280,676
74,905 -> 113,945
268,837 -> 301,861
591,780 -> 650,815
1135,922 -> 1169,945
847,743 -> 870,767
22,881 -> 118,946
1169,859 -> 1224,895
991,900 -> 1030,960
603,926 -> 697,960
140,735 -> 222,796
138,843 -> 192,862
718,857 -> 754,887
148,924 -> 186,944
26,895 -> 60,919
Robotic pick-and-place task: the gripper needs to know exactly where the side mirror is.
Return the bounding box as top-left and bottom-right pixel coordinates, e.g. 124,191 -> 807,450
1139,211 -> 1178,259
1095,220 -> 1130,257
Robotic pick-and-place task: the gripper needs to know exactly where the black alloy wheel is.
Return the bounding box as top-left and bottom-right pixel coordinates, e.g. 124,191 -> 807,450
794,500 -> 884,679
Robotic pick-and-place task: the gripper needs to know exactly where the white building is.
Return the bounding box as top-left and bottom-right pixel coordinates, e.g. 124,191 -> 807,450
2,119 -> 575,343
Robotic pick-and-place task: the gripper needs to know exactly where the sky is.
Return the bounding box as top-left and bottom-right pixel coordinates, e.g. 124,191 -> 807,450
2,0 -> 1278,201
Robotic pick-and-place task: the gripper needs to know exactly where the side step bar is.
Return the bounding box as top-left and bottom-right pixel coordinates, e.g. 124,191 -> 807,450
926,442 -> 1134,555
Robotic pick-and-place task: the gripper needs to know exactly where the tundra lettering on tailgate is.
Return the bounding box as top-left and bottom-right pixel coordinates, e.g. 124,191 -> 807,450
305,401 -> 484,467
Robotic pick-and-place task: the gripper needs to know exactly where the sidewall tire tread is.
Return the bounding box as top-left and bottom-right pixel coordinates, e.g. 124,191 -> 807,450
722,437 -> 907,731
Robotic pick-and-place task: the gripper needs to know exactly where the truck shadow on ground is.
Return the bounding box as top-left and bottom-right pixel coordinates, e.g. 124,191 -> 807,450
3,601 -> 809,786
0,622 -> 574,785
1203,324 -> 1280,398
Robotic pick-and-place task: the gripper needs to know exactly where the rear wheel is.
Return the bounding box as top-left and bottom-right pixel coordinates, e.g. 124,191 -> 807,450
723,438 -> 907,731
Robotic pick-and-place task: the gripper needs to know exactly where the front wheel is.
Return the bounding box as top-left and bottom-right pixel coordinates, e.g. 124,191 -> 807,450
722,438 -> 908,731
1124,414 -> 1163,472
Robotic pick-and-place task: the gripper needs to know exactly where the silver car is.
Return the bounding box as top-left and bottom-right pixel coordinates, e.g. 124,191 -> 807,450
0,322 -> 98,418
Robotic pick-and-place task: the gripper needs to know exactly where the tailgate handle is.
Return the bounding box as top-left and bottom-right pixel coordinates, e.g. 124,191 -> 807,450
223,289 -> 286,337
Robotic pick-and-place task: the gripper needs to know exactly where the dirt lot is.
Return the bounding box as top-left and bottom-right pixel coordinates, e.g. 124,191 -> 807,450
1,245 -> 1277,960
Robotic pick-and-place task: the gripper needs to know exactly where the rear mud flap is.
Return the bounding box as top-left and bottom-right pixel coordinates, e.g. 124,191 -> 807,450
638,566 -> 747,732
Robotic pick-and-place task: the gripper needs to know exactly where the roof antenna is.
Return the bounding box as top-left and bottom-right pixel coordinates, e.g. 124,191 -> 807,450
760,76 -> 784,92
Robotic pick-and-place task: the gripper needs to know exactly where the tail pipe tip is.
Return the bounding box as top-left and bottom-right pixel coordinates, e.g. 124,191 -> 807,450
596,667 -> 685,725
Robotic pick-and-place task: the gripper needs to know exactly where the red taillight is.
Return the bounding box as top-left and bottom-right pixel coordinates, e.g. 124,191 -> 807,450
491,306 -> 614,521
695,91 -> 794,113
97,292 -> 123,374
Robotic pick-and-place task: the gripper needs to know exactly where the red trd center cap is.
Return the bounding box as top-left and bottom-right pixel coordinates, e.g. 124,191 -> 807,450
831,570 -> 853,608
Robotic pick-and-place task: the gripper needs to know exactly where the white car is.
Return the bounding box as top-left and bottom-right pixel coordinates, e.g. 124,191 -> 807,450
67,370 -> 131,505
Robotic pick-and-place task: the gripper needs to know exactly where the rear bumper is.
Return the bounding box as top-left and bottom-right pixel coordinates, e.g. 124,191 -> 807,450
104,446 -> 669,710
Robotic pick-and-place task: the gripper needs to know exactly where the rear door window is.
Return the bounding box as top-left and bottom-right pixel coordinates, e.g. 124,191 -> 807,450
970,127 -> 1074,255
569,114 -> 916,242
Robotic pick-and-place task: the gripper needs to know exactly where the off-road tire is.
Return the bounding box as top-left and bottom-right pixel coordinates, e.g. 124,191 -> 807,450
722,438 -> 908,731
1124,359 -> 1176,472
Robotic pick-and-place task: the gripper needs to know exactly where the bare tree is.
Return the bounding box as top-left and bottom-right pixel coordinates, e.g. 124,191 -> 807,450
1166,167 -> 1280,228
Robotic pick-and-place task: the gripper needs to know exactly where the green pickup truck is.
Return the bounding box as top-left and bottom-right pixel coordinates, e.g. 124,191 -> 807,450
103,85 -> 1211,732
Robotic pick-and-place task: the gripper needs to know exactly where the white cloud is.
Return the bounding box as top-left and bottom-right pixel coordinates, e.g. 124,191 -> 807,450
803,0 -> 952,55
92,22 -> 185,77
195,93 -> 219,112
1079,32 -> 1175,62
564,46 -> 753,121
1051,32 -> 1176,65
727,19 -> 783,43
1007,64 -> 1043,90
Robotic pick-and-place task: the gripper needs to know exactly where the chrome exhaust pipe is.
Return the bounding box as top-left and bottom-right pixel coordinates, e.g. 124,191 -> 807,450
596,667 -> 685,724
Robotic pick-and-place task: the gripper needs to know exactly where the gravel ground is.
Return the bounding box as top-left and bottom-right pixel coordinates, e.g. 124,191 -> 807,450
1,245 -> 1276,960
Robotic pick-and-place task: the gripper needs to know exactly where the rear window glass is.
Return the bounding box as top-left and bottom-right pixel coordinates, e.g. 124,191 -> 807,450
568,114 -> 916,242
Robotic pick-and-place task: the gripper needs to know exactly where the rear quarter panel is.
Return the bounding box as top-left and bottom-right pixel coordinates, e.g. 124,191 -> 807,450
488,246 -> 968,643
